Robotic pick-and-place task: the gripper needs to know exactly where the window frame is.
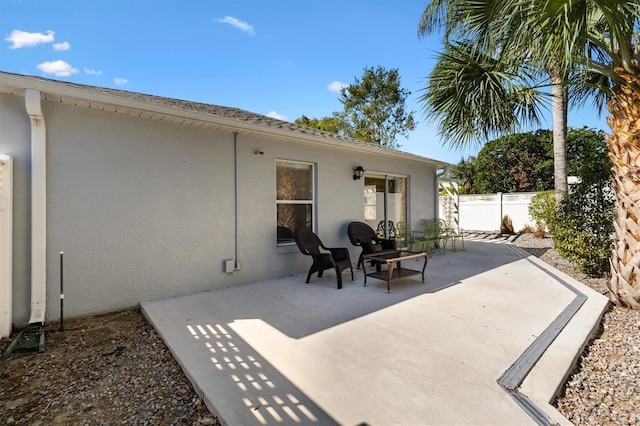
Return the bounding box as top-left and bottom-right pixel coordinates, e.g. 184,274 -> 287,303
275,159 -> 316,247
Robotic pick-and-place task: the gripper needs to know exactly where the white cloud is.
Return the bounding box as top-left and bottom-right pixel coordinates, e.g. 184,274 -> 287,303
5,29 -> 55,49
53,41 -> 70,51
327,80 -> 348,93
84,68 -> 102,76
36,60 -> 78,77
114,78 -> 128,86
267,111 -> 287,121
216,16 -> 255,35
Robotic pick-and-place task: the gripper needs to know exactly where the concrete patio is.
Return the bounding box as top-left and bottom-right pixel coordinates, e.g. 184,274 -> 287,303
141,239 -> 609,425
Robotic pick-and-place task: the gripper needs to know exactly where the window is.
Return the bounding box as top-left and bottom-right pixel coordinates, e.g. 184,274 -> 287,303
276,160 -> 314,244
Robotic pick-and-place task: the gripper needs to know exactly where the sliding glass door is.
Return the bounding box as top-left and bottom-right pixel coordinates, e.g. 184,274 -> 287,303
363,174 -> 406,238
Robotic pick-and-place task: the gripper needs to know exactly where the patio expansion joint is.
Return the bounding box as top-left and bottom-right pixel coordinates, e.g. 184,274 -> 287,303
496,244 -> 589,426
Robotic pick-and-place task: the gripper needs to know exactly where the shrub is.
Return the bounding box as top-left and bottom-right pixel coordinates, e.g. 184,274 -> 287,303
500,215 -> 514,234
520,224 -> 535,234
529,186 -> 613,275
553,226 -> 611,275
519,222 -> 547,238
528,190 -> 556,230
526,129 -> 613,275
552,182 -> 614,276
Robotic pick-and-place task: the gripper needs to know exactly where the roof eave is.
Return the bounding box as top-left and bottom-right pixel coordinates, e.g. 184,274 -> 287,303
0,72 -> 450,168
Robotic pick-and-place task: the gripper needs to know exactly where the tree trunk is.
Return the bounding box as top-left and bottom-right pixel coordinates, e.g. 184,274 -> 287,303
607,68 -> 640,309
550,68 -> 568,206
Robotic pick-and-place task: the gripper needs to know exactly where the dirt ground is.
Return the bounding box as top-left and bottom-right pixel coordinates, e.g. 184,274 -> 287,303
0,308 -> 218,425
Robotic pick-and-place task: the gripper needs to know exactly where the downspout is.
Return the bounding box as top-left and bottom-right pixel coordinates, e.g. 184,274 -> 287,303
233,132 -> 239,270
435,167 -> 447,219
25,89 -> 47,325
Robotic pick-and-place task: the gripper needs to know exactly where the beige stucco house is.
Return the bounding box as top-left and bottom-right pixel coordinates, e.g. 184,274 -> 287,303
0,71 -> 448,336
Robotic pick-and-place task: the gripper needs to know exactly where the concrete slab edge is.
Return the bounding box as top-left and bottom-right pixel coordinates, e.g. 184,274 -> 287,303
140,304 -> 228,425
503,245 -> 610,425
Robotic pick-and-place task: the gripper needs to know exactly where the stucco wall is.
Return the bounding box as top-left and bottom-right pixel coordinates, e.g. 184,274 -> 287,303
5,95 -> 439,325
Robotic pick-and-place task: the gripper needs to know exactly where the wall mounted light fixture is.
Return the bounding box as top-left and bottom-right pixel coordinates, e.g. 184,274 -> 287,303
353,165 -> 365,180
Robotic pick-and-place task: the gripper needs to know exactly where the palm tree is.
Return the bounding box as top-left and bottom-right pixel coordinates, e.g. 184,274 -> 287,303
418,0 -> 640,308
553,1 -> 640,309
418,0 -> 576,205
451,156 -> 477,194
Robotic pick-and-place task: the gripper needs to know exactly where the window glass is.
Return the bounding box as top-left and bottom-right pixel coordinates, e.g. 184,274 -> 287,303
387,176 -> 407,231
277,162 -> 313,200
276,161 -> 314,244
364,185 -> 377,220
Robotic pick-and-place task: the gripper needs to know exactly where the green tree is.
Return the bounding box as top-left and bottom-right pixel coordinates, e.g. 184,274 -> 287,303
419,0 -> 640,308
335,66 -> 417,149
471,128 -> 605,194
450,156 -> 477,194
474,130 -> 554,193
294,115 -> 344,134
566,128 -> 610,179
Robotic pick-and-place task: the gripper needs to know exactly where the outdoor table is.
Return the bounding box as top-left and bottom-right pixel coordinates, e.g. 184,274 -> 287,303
362,250 -> 428,293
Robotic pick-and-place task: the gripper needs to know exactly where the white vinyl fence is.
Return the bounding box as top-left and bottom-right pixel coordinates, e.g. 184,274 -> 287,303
439,192 -> 538,233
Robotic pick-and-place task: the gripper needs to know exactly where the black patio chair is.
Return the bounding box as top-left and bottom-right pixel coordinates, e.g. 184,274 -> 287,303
347,221 -> 397,269
294,227 -> 354,289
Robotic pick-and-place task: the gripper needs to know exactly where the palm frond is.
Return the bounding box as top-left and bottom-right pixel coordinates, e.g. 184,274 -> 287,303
420,40 -> 546,148
568,69 -> 611,113
418,0 -> 446,36
538,0 -> 640,76
417,0 -> 463,40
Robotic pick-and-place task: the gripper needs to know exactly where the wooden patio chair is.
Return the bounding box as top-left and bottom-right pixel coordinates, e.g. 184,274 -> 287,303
294,227 -> 354,289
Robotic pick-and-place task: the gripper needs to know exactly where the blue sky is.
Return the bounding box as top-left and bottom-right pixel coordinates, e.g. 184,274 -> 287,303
2,0 -> 610,164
